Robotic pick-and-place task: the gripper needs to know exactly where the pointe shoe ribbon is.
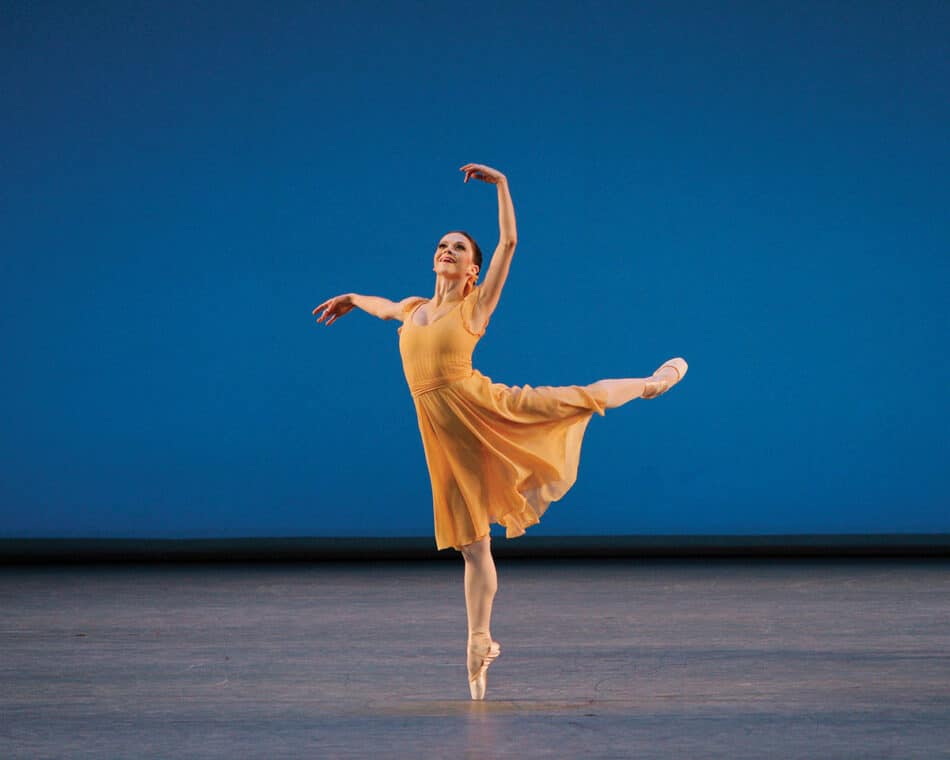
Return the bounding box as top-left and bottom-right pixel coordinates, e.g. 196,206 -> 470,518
467,635 -> 501,701
641,357 -> 688,399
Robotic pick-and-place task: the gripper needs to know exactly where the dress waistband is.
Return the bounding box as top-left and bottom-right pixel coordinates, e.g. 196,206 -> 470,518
409,370 -> 473,398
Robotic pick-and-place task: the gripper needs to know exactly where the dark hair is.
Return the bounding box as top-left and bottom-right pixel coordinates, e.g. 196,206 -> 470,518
446,230 -> 483,294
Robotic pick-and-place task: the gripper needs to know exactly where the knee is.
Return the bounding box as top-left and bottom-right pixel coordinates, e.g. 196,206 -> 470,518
460,534 -> 492,563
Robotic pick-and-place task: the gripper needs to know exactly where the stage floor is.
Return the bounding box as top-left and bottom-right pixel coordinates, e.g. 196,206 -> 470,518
2,557 -> 949,758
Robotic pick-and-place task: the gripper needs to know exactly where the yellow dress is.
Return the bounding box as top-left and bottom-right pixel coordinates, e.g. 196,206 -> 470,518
398,285 -> 609,551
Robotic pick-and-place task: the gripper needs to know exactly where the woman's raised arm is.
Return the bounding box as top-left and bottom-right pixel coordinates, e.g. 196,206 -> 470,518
459,163 -> 518,323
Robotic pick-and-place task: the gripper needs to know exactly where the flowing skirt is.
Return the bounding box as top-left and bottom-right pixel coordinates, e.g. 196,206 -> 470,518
410,368 -> 609,551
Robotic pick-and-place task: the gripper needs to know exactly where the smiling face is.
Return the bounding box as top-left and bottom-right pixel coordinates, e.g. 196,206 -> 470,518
433,232 -> 479,285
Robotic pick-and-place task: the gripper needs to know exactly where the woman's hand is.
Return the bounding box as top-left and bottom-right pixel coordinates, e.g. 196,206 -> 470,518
313,293 -> 356,326
460,163 -> 506,185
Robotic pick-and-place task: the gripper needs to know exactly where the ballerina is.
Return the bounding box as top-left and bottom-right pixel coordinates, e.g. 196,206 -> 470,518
313,162 -> 687,700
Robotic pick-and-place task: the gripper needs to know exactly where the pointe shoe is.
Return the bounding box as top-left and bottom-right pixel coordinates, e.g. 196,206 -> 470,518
641,357 -> 688,399
467,635 -> 501,701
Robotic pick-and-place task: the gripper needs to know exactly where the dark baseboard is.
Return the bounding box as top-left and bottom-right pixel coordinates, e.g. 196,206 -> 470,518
0,534 -> 948,563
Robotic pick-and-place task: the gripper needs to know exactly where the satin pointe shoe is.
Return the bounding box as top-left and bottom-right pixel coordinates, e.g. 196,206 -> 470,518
467,633 -> 501,701
641,357 -> 688,399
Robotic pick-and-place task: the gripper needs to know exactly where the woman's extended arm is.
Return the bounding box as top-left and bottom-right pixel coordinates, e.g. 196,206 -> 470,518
313,293 -> 411,326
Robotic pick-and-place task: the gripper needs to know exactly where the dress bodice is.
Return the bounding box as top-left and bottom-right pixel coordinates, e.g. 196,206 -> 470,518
398,286 -> 488,398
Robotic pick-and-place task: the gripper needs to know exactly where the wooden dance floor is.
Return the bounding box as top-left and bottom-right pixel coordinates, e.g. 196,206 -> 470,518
3,557 -> 949,758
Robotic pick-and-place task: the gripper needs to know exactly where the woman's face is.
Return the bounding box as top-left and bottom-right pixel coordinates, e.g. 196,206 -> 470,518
433,233 -> 478,283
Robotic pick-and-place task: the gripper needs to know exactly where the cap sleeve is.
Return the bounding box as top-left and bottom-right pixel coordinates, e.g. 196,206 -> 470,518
461,285 -> 489,337
396,296 -> 428,334
400,296 -> 428,318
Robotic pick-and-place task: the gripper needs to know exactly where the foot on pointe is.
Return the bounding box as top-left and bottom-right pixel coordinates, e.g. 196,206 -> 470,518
467,631 -> 501,701
641,357 -> 688,399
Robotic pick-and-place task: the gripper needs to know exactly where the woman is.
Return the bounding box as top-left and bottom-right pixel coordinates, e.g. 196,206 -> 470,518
313,163 -> 687,700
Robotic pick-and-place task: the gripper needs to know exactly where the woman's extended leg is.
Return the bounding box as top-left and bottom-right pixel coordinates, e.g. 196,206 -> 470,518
460,534 -> 501,699
589,378 -> 649,409
590,358 -> 688,409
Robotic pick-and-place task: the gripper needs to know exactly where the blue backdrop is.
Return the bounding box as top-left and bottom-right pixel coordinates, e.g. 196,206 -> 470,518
2,1 -> 947,539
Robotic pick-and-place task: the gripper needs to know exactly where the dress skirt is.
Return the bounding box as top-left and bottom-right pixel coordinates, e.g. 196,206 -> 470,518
411,368 -> 609,551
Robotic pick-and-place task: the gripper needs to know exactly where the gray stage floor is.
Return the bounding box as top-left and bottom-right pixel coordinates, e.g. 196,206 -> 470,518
2,557 -> 949,758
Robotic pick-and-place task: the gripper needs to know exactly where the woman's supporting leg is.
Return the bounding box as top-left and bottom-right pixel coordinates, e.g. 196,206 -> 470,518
460,534 -> 497,641
460,534 -> 501,699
